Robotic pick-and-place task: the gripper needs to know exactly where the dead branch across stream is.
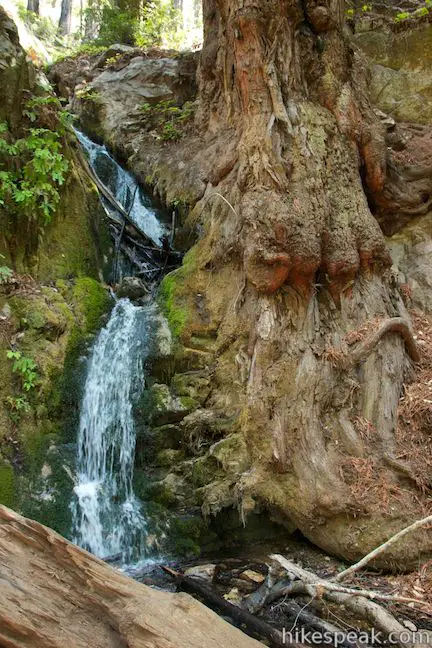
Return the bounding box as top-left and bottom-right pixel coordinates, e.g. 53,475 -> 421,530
76,144 -> 182,278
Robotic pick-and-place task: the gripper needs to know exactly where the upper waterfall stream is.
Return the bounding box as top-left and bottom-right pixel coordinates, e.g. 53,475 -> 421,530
70,131 -> 166,564
75,129 -> 165,246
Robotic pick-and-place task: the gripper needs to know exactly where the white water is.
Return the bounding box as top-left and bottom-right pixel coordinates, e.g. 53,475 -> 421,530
75,129 -> 164,245
71,298 -> 151,560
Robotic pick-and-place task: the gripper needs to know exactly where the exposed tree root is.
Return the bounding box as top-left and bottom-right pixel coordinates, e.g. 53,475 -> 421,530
348,317 -> 420,365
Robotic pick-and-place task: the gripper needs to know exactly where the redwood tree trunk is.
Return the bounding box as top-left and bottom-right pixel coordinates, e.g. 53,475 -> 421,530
174,0 -> 432,565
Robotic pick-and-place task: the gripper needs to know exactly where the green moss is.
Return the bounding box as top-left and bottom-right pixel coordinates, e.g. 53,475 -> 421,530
134,474 -> 177,508
170,516 -> 208,558
71,277 -> 111,334
157,247 -> 196,338
158,271 -> 188,337
8,291 -> 69,336
210,434 -> 250,474
155,448 -> 185,467
0,462 -> 15,508
191,455 -> 221,488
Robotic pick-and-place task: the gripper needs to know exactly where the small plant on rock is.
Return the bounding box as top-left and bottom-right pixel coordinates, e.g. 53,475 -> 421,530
7,351 -> 39,392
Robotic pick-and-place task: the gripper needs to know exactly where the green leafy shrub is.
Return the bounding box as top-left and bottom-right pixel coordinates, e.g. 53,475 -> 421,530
81,0 -> 183,48
17,4 -> 57,41
135,1 -> 184,49
6,351 -> 39,392
0,96 -> 70,228
394,11 -> 410,22
75,87 -> 103,104
5,395 -> 31,423
0,122 -> 69,224
96,7 -> 138,46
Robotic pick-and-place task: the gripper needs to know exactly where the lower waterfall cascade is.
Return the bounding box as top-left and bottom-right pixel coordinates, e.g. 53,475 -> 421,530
70,131 -> 167,564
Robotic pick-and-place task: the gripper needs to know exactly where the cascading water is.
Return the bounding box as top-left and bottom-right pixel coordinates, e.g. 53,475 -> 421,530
71,131 -> 166,563
71,298 -> 150,560
75,129 -> 164,246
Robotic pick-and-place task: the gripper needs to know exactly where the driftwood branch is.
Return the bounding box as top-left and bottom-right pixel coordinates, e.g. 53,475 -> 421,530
270,555 -> 418,647
334,515 -> 432,583
76,145 -> 158,249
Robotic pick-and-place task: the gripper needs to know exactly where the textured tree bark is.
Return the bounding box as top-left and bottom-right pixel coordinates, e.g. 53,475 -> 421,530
168,0 -> 432,565
0,506 -> 265,648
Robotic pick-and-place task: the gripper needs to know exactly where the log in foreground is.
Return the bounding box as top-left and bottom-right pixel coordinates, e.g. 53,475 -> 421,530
0,506 -> 265,648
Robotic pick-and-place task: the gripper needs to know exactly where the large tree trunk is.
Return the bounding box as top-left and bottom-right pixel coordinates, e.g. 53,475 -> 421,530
0,506 -> 264,648
26,0 -> 39,15
169,0 -> 432,565
58,0 -> 73,35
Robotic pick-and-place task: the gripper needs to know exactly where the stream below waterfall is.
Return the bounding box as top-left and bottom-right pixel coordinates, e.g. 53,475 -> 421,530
70,131 -> 168,564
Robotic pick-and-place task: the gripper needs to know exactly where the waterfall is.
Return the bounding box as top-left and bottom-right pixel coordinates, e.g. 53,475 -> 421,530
71,298 -> 151,561
75,129 -> 164,246
70,130 -> 165,563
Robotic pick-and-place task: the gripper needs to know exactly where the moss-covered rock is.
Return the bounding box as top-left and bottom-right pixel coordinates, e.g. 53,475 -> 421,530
209,434 -> 250,475
0,462 -> 15,508
0,276 -> 111,532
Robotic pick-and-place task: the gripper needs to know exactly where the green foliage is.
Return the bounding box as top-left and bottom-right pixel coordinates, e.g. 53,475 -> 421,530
6,350 -> 39,392
0,97 -> 70,231
0,254 -> 12,284
76,87 -> 103,104
17,3 -> 57,41
141,99 -> 195,141
0,122 -> 69,224
104,53 -> 121,66
414,6 -> 429,17
394,11 -> 410,22
161,121 -> 182,141
393,1 -> 430,22
96,6 -> 137,45
135,1 -> 184,49
5,395 -> 31,422
81,0 -> 183,48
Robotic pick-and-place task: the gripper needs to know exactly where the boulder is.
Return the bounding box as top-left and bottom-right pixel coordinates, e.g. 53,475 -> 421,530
0,506 -> 264,648
116,275 -> 149,300
70,53 -> 197,138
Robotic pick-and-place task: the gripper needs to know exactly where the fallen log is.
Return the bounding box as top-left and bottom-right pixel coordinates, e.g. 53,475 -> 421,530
161,565 -> 293,648
0,506 -> 265,648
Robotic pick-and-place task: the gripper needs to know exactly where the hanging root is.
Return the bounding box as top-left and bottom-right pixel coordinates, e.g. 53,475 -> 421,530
349,317 -> 420,365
